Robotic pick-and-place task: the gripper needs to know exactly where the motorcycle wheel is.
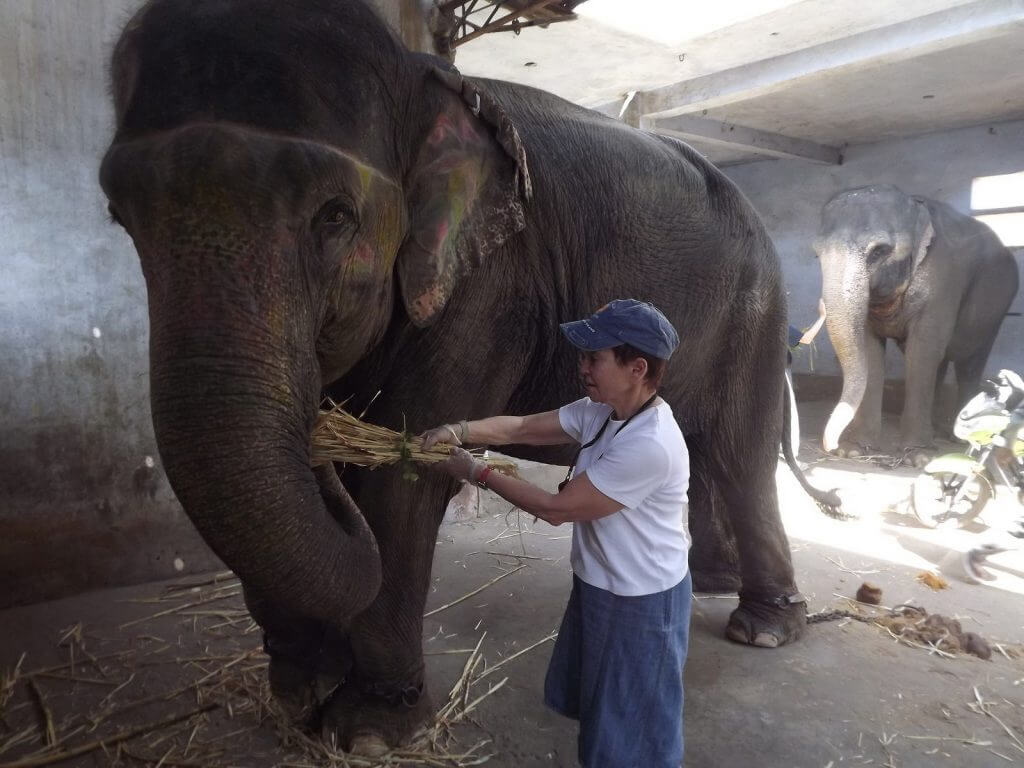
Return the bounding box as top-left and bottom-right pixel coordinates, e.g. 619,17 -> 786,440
911,470 -> 992,528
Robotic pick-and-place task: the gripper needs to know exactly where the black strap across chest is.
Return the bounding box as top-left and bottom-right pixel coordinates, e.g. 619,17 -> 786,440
559,393 -> 659,491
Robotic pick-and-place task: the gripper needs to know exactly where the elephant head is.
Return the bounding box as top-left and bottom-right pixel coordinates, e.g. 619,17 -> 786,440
98,0 -> 529,628
814,185 -> 934,451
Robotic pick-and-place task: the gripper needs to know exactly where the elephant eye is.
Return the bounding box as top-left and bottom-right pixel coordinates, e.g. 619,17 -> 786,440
867,243 -> 892,263
314,196 -> 359,232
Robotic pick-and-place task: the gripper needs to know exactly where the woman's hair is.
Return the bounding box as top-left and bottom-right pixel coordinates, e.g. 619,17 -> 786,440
612,344 -> 667,389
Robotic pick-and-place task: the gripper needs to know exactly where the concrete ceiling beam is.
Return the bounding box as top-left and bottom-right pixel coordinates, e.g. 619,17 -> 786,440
646,114 -> 842,165
621,0 -> 1024,121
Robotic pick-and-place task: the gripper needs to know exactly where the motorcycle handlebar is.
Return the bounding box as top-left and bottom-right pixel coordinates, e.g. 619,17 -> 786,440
992,369 -> 1024,412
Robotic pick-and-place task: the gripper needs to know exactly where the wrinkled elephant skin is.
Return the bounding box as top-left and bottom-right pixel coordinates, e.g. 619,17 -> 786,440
816,185 -> 1019,457
101,0 -> 811,749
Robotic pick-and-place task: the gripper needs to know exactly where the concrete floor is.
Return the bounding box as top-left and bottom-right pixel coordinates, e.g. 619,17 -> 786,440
1,401 -> 1022,767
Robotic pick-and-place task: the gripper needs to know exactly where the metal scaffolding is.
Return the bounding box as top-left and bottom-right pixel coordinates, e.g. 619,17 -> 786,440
432,0 -> 586,53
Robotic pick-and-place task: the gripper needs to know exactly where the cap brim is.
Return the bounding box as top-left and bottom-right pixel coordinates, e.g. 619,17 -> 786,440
559,320 -> 620,352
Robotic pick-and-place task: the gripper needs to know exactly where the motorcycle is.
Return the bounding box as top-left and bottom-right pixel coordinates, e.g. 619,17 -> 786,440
911,369 -> 1024,529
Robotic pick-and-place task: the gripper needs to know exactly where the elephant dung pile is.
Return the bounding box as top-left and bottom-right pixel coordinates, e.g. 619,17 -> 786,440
813,590 -> 1001,660
872,604 -> 993,660
311,400 -> 518,478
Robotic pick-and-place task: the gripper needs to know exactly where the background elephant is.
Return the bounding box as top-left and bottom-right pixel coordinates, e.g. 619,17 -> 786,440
816,185 -> 1019,459
101,0 -> 819,751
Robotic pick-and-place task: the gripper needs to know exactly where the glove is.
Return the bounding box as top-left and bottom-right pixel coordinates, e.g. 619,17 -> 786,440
421,423 -> 463,450
440,447 -> 487,484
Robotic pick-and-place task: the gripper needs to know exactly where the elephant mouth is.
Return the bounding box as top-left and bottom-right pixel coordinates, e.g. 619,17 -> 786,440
868,291 -> 905,321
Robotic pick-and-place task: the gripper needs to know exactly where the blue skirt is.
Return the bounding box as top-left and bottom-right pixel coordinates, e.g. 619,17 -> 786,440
544,571 -> 692,768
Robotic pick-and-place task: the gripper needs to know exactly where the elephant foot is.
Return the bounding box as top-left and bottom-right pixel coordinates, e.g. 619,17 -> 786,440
265,630 -> 352,724
268,654 -> 317,722
900,446 -> 933,468
320,677 -> 434,755
835,440 -> 874,459
725,595 -> 806,648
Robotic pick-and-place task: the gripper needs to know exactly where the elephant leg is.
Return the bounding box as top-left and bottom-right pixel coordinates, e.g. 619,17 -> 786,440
843,334 -> 885,453
954,341 -> 996,413
719,446 -> 804,649
245,586 -> 354,724
243,586 -> 336,722
687,434 -> 740,594
720,440 -> 804,648
900,324 -> 952,456
931,359 -> 954,437
320,468 -> 455,754
694,347 -> 804,647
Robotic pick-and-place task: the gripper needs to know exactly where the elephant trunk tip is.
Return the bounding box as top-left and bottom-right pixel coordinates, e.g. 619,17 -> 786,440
823,402 -> 856,453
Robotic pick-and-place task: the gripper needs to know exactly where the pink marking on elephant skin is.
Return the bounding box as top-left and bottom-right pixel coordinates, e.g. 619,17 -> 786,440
411,283 -> 447,324
433,219 -> 450,252
427,109 -> 485,148
351,240 -> 375,264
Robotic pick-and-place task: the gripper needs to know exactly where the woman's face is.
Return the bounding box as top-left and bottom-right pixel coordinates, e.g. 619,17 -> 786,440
578,348 -> 637,405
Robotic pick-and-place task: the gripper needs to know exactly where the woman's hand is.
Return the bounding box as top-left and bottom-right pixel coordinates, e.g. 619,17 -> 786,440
421,424 -> 462,450
438,447 -> 486,484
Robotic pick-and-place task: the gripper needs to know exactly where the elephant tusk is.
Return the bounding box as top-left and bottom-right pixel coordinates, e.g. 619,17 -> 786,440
823,402 -> 855,452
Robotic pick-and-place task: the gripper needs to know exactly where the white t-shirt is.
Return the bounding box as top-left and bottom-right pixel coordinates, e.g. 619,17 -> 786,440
558,397 -> 690,596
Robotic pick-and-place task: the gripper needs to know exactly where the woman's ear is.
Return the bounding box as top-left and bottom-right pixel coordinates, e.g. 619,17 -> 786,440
396,65 -> 531,327
633,357 -> 649,381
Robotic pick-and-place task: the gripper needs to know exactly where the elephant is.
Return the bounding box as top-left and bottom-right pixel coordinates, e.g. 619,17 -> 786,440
99,0 -> 833,752
815,185 -> 1019,461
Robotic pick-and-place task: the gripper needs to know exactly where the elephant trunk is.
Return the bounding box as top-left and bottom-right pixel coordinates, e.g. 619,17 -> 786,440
821,251 -> 870,452
148,288 -> 381,629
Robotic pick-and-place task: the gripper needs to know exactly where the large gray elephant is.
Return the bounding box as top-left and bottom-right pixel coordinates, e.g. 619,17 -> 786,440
816,185 -> 1019,459
99,0 -> 829,752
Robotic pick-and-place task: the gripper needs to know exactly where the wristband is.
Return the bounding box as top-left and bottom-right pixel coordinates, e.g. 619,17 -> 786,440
476,466 -> 492,489
459,419 -> 470,443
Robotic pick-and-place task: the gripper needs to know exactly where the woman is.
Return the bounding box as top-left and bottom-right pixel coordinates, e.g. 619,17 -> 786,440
423,299 -> 691,768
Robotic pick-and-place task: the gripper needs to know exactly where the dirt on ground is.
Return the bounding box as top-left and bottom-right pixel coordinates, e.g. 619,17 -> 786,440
1,401 -> 1022,768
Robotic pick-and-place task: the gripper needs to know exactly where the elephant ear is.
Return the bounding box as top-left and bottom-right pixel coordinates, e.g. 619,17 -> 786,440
396,65 -> 532,327
911,197 -> 935,270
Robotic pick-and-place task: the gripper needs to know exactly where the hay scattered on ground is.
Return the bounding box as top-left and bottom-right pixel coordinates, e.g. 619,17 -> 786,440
0,567 -> 551,768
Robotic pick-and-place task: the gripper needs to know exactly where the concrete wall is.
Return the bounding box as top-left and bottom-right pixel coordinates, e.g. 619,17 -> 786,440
723,120 -> 1024,381
0,0 -> 223,609
0,0 -> 437,608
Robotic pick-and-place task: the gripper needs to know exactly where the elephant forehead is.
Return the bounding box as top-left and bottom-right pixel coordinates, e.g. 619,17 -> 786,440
187,122 -> 401,191
103,122 -> 401,225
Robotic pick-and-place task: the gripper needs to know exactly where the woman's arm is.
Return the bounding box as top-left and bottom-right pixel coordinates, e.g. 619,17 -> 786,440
441,448 -> 621,525
423,409 -> 573,449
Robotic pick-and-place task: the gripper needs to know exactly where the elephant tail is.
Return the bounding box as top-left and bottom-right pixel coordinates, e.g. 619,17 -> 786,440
782,372 -> 845,516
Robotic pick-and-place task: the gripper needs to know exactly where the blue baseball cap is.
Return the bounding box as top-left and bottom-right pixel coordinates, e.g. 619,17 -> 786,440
560,299 -> 679,359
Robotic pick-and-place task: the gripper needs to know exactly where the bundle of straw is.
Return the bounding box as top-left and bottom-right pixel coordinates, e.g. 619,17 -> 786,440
311,400 -> 518,480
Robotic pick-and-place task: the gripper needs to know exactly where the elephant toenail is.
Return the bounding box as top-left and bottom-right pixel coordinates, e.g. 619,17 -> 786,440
753,632 -> 779,648
349,733 -> 389,757
725,625 -> 750,645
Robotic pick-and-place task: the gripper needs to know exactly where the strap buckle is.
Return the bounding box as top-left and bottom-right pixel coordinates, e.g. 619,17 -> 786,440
771,592 -> 807,608
740,591 -> 807,609
358,679 -> 423,709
